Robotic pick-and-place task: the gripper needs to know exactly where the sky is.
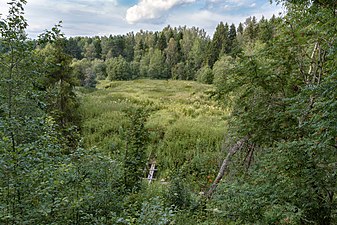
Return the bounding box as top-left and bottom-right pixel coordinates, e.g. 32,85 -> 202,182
0,0 -> 283,38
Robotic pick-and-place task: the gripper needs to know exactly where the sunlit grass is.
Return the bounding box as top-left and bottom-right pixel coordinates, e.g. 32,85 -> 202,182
79,79 -> 229,188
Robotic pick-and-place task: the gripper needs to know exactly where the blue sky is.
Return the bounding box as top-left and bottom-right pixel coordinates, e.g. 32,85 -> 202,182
0,0 -> 283,38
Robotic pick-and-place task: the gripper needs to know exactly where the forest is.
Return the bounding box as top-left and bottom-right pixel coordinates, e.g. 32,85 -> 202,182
0,0 -> 336,224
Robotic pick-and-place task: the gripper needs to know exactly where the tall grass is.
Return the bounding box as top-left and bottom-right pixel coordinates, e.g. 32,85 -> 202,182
79,79 -> 229,190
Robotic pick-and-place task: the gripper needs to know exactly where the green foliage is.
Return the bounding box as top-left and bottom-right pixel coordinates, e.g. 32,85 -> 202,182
171,62 -> 188,80
196,65 -> 213,84
208,22 -> 229,67
80,80 -> 227,186
257,16 -> 275,43
106,56 -> 132,80
0,3 -> 126,224
209,1 -> 337,224
71,58 -> 92,85
38,41 -> 81,149
226,23 -> 238,55
137,197 -> 174,225
0,3 -> 64,223
3,0 -> 336,224
123,107 -> 149,192
56,13 -> 285,83
165,171 -> 192,210
79,80 -> 225,223
165,37 -> 180,68
212,55 -> 234,88
0,116 -> 60,224
92,58 -> 107,80
83,66 -> 97,88
148,48 -> 169,79
243,16 -> 259,42
83,42 -> 97,59
64,36 -> 83,59
187,38 -> 207,78
71,58 -> 102,87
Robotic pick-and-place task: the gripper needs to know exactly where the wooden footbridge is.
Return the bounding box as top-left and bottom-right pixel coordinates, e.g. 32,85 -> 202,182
146,159 -> 157,183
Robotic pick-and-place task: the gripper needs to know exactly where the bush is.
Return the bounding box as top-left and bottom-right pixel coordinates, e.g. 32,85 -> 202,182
137,197 -> 175,225
196,65 -> 213,84
106,56 -> 132,80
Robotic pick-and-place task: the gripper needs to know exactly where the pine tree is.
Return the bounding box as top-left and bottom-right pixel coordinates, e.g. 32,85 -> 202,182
157,32 -> 167,51
243,16 -> 259,42
257,16 -> 273,43
208,22 -> 228,67
226,23 -> 237,54
165,37 -> 180,68
237,22 -> 244,35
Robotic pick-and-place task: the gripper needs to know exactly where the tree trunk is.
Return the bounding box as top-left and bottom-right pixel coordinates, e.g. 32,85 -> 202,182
206,135 -> 249,198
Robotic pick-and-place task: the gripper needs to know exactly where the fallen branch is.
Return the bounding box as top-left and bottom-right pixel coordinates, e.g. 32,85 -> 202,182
206,135 -> 249,198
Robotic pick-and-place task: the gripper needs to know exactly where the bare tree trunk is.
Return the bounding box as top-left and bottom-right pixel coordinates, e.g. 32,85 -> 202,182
244,143 -> 255,170
206,136 -> 249,198
299,42 -> 326,127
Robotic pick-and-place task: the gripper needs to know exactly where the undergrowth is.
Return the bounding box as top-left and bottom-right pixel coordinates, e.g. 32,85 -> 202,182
79,79 -> 228,191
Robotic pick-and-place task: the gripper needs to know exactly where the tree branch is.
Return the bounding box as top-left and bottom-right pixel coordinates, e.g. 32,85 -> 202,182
206,135 -> 249,198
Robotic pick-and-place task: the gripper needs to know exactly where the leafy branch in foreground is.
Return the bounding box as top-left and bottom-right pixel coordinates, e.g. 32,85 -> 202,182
209,1 -> 337,224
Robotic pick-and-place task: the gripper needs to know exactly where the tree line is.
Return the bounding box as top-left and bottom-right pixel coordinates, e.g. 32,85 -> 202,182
57,15 -> 279,86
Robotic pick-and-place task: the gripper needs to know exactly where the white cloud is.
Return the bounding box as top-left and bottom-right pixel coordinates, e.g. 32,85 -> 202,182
126,0 -> 195,24
25,0 -> 118,15
0,0 -> 123,37
166,1 -> 283,37
167,9 -> 245,37
205,0 -> 253,12
26,0 -> 124,37
250,2 -> 256,7
0,0 -> 283,38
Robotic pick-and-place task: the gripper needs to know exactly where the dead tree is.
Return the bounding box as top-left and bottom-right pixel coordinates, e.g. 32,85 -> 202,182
206,135 -> 249,198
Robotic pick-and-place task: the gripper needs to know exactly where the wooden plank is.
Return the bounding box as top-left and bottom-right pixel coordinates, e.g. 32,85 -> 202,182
147,163 -> 156,183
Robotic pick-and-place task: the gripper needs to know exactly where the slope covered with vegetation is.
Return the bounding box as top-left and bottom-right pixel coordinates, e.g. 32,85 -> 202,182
0,0 -> 336,224
80,79 -> 227,187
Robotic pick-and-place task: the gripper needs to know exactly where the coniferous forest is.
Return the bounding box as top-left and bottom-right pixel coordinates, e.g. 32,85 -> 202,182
0,0 -> 336,224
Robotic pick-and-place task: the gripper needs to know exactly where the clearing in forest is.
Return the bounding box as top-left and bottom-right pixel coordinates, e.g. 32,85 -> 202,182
79,79 -> 229,187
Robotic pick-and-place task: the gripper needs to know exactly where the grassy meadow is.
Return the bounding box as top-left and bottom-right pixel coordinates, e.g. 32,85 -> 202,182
79,79 -> 229,190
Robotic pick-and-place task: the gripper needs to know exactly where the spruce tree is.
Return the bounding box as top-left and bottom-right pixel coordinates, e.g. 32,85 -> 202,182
208,22 -> 228,67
